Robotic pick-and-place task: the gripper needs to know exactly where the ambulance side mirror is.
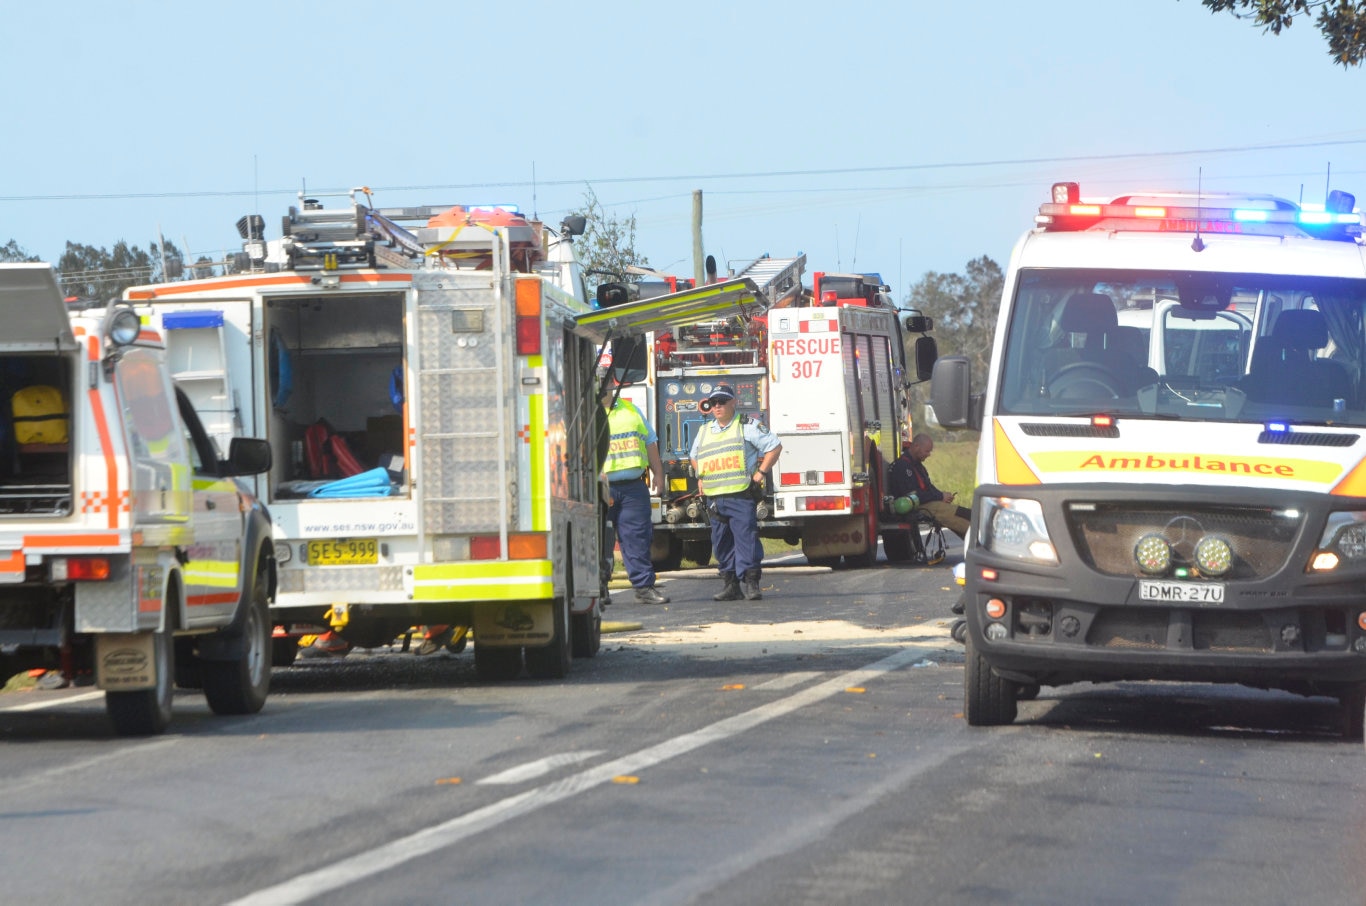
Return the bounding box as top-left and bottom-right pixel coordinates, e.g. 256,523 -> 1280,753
223,437 -> 273,476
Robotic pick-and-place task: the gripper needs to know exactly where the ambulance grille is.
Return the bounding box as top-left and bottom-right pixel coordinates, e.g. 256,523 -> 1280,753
1068,504 -> 1298,580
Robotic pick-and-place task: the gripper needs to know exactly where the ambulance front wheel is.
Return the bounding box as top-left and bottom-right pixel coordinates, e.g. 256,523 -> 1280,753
106,625 -> 175,736
963,632 -> 1018,727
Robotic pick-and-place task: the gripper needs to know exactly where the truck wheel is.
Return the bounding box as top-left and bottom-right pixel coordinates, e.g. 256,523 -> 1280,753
174,638 -> 203,689
682,540 -> 712,567
474,642 -> 522,681
882,530 -> 914,563
963,632 -> 1018,726
571,601 -> 602,659
106,627 -> 175,736
526,598 -> 571,680
653,535 -> 684,572
271,636 -> 299,667
202,564 -> 272,715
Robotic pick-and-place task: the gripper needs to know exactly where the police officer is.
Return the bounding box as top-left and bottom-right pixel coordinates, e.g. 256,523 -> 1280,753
601,383 -> 669,604
690,383 -> 782,601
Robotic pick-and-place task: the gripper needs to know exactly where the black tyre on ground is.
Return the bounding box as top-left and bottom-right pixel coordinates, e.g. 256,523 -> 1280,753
525,597 -> 571,680
882,529 -> 915,563
1338,683 -> 1365,741
963,632 -> 1019,726
682,539 -> 712,567
202,565 -> 272,715
571,603 -> 602,658
106,625 -> 175,736
474,642 -> 523,681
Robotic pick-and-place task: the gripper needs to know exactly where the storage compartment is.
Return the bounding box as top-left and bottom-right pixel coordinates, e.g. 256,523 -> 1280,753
0,353 -> 75,516
263,293 -> 407,500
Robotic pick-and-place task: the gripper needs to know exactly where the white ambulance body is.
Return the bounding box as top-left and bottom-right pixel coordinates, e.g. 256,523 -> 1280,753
933,182 -> 1366,736
0,264 -> 275,735
125,192 -> 605,680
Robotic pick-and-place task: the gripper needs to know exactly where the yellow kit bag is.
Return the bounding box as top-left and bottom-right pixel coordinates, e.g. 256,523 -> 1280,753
12,385 -> 69,445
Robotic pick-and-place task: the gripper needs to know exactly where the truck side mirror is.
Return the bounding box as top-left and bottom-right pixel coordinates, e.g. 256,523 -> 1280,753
914,335 -> 938,382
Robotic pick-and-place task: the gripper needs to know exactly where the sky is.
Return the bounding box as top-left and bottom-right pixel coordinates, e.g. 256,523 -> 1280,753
4,0 -> 1365,298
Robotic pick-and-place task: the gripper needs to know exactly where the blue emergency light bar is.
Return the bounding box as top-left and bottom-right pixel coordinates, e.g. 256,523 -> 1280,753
1039,182 -> 1362,241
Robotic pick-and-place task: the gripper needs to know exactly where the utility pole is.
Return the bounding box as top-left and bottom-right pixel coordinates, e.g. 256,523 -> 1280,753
692,190 -> 704,285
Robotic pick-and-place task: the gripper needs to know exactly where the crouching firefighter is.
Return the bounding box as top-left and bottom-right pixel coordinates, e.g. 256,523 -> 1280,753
690,383 -> 782,601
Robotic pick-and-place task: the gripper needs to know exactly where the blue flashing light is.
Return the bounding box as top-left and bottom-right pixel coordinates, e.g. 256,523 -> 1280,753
1299,211 -> 1333,225
1233,209 -> 1267,222
1266,421 -> 1290,433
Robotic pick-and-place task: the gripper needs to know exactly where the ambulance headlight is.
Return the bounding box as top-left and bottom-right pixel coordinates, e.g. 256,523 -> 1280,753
1319,512 -> 1366,561
979,497 -> 1057,565
107,309 -> 142,346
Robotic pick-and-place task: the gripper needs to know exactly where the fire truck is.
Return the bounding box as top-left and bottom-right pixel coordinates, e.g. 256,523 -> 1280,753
590,260 -> 937,569
123,189 -> 605,681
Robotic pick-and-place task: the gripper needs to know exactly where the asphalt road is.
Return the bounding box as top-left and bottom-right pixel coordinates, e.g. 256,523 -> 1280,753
3,551 -> 1364,905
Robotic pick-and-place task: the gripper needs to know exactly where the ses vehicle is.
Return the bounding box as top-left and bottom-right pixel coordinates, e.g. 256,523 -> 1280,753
124,190 -> 606,681
0,264 -> 275,735
933,181 -> 1366,739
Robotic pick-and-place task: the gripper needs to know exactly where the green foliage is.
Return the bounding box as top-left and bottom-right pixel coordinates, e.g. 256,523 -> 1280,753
903,255 -> 1003,437
929,440 -> 980,501
0,240 -> 41,263
568,186 -> 650,289
55,238 -> 184,303
1199,0 -> 1366,66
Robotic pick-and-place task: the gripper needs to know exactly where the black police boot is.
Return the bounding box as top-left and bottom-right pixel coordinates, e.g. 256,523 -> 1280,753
742,569 -> 763,601
713,572 -> 743,601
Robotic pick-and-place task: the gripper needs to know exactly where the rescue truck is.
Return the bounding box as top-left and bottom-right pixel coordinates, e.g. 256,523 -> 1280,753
590,262 -> 937,569
124,189 -> 606,680
932,181 -> 1366,739
0,263 -> 275,735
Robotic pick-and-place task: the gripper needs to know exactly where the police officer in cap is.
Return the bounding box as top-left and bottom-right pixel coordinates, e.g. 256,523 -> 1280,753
690,383 -> 781,600
601,382 -> 669,604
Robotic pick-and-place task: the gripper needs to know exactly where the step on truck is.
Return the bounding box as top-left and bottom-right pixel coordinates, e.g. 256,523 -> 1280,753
933,181 -> 1366,739
125,190 -> 605,680
0,264 -> 275,734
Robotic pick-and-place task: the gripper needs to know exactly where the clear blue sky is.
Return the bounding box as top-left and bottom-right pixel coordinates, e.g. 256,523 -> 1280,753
4,0 -> 1363,295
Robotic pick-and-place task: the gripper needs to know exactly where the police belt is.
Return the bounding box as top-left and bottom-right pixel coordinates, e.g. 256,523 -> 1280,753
608,476 -> 645,486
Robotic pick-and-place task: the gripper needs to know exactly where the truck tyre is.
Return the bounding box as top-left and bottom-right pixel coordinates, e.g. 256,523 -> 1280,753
474,642 -> 522,681
571,601 -> 602,659
964,632 -> 1018,726
271,636 -> 299,667
882,529 -> 915,563
174,637 -> 204,689
653,535 -> 683,573
682,539 -> 712,568
106,625 -> 175,736
202,563 -> 272,715
526,597 -> 571,680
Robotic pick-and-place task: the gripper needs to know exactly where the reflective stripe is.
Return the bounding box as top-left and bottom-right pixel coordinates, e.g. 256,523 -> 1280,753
602,403 -> 648,474
695,419 -> 749,495
529,392 -> 548,531
410,560 -> 554,602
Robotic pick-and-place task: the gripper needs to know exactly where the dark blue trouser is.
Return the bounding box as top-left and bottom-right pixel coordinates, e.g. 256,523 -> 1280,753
607,479 -> 656,589
710,493 -> 763,577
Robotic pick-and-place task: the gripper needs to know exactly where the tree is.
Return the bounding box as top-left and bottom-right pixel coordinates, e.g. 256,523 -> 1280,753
567,186 -> 650,289
1198,0 -> 1366,66
0,239 -> 40,263
54,237 -> 185,303
903,255 -> 1004,436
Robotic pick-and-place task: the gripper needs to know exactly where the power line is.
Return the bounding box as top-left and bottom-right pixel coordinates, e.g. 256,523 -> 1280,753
4,137 -> 1365,204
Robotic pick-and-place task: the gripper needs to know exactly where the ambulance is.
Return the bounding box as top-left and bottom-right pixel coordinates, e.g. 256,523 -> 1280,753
933,181 -> 1366,739
124,190 -> 606,681
0,263 -> 275,735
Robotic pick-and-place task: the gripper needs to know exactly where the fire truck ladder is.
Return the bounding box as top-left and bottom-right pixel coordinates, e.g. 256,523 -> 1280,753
733,254 -> 806,306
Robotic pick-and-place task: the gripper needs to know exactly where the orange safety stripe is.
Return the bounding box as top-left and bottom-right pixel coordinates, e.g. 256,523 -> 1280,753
0,550 -> 24,575
125,271 -> 411,299
23,533 -> 122,548
186,592 -> 241,607
80,490 -> 130,514
87,335 -> 121,528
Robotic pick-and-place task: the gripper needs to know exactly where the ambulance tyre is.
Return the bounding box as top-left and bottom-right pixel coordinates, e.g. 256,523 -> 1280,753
474,642 -> 523,681
963,633 -> 1018,727
526,597 -> 571,680
1338,682 -> 1365,741
106,624 -> 175,736
202,564 -> 272,715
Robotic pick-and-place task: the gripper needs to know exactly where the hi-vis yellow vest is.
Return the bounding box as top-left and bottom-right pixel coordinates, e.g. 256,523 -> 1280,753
695,418 -> 749,495
603,402 -> 649,475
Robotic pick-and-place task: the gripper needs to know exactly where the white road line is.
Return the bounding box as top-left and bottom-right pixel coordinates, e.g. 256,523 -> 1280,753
477,750 -> 605,785
1,690 -> 105,712
752,671 -> 824,691
228,646 -> 927,906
